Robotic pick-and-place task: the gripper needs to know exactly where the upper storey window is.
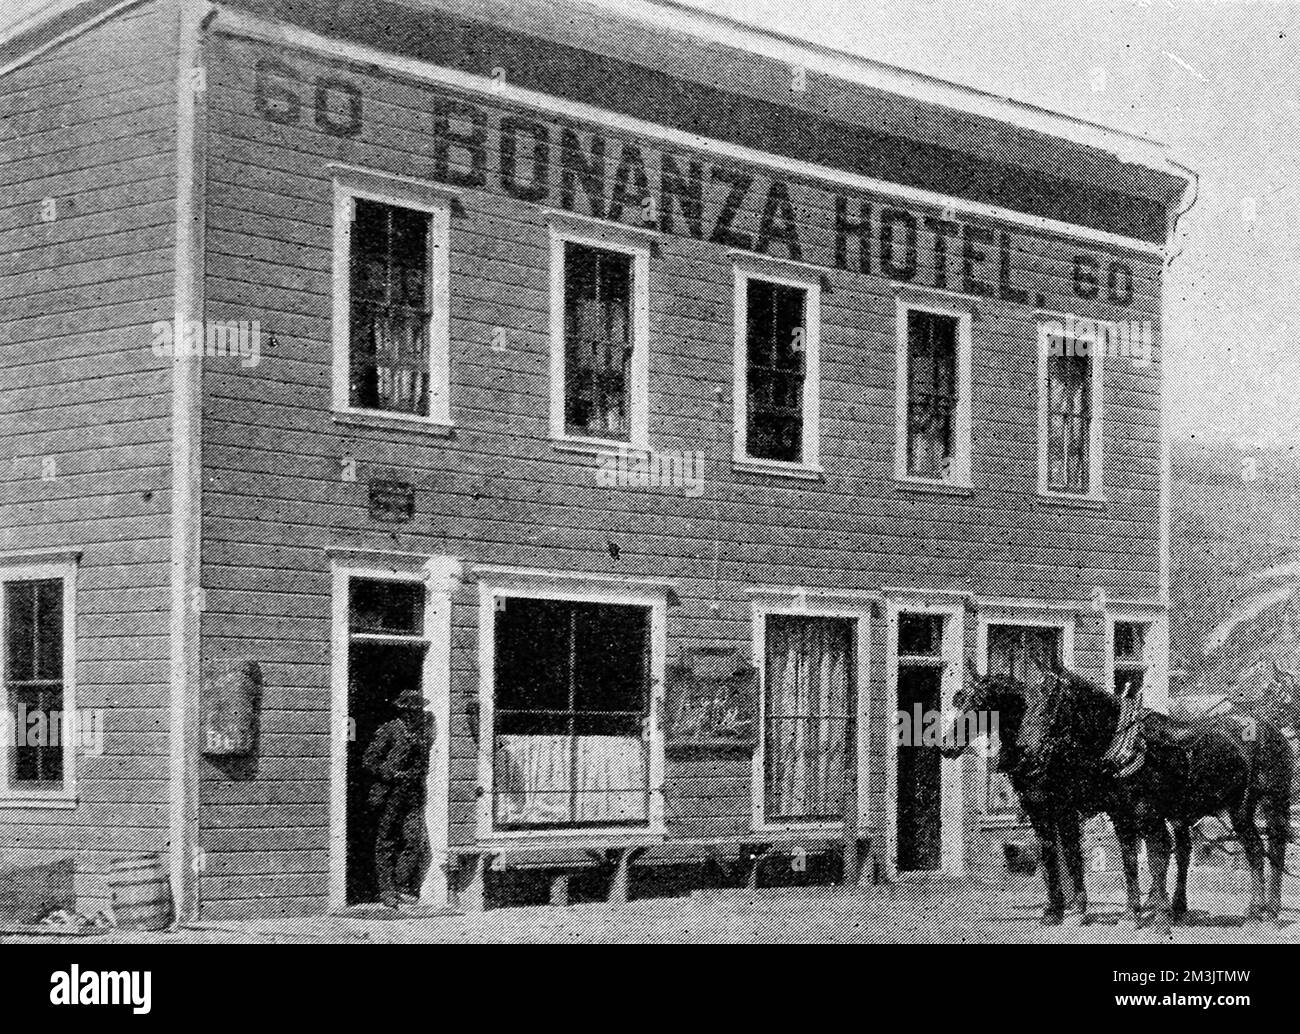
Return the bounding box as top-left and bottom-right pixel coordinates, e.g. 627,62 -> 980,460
333,167 -> 452,426
895,299 -> 972,487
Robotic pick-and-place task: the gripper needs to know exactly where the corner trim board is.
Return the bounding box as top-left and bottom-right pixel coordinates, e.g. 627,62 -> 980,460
169,0 -> 207,925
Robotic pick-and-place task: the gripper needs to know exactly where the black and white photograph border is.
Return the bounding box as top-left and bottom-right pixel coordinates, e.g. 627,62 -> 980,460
0,0 -> 1297,953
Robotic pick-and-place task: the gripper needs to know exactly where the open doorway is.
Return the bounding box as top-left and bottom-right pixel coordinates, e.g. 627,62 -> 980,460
345,578 -> 429,906
896,663 -> 942,871
893,611 -> 953,874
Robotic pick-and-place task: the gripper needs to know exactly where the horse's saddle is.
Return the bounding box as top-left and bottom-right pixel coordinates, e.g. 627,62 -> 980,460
1148,718 -> 1205,747
1106,705 -> 1222,780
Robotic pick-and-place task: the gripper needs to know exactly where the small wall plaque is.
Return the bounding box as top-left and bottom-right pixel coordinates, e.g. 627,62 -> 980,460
369,480 -> 415,522
665,647 -> 757,748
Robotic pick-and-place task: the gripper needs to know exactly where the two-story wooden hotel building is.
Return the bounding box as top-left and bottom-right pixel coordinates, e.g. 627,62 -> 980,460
0,0 -> 1194,920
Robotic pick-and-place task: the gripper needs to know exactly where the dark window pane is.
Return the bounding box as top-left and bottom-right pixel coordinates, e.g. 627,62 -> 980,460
746,279 -> 806,462
10,685 -> 62,785
1047,352 -> 1091,493
564,243 -> 632,440
349,199 -> 432,415
906,310 -> 958,478
349,579 -> 424,635
572,603 -> 646,712
5,580 -> 62,683
495,597 -> 571,721
1114,622 -> 1147,662
898,613 -> 944,657
5,580 -> 35,683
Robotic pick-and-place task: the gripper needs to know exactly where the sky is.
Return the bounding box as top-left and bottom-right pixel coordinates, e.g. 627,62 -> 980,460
3,0 -> 1297,446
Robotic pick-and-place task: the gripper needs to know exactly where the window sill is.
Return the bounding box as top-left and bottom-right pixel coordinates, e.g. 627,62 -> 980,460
1036,491 -> 1107,511
732,457 -> 825,481
552,437 -> 646,458
332,410 -> 455,436
0,795 -> 77,809
894,478 -> 974,498
752,820 -> 854,835
476,827 -> 665,845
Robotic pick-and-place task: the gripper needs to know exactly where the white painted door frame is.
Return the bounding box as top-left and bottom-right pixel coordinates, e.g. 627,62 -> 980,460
329,553 -> 459,910
883,598 -> 965,878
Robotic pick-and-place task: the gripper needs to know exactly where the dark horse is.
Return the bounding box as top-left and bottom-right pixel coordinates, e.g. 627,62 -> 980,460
940,659 -> 1151,925
942,658 -> 1293,927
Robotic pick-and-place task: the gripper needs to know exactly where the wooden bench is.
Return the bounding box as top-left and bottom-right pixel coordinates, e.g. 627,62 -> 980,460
446,834 -> 872,911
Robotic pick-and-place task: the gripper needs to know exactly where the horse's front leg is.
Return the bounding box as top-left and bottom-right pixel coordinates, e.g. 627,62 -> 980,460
1229,802 -> 1268,924
1170,821 -> 1192,922
1263,796 -> 1289,925
1112,814 -> 1145,926
1142,815 -> 1173,932
1056,809 -> 1090,924
1026,804 -> 1067,925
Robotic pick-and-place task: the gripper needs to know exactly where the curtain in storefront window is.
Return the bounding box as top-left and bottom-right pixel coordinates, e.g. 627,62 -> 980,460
765,617 -> 852,821
495,734 -> 647,826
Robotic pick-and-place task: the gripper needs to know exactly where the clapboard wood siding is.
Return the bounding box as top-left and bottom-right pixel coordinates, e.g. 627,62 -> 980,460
0,0 -> 179,900
189,23 -> 1172,916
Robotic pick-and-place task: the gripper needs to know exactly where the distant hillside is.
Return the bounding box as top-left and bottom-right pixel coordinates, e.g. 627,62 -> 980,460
1171,438 -> 1300,697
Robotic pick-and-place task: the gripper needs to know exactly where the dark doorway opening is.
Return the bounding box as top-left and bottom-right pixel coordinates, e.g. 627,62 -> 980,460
346,641 -> 426,906
896,664 -> 942,872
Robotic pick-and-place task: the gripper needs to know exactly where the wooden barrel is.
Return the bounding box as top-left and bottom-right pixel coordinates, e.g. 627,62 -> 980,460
108,854 -> 173,931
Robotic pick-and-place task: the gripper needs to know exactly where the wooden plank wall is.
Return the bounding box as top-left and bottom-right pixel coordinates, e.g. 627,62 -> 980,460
196,30 -> 1165,918
0,0 -> 179,908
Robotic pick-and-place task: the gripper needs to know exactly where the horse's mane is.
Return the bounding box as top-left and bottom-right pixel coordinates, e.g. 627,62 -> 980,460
1044,664 -> 1119,708
999,663 -> 1120,781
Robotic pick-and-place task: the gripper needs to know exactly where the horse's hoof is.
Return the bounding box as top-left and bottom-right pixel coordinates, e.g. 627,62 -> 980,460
1041,909 -> 1065,927
1168,906 -> 1187,925
1145,906 -> 1173,935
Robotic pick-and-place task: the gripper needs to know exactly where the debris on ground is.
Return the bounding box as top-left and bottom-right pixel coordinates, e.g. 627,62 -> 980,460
32,907 -> 114,930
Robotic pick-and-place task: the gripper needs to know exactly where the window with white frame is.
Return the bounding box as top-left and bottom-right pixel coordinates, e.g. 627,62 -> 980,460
895,300 -> 972,485
492,597 -> 651,829
1111,620 -> 1150,697
734,265 -> 820,469
550,224 -> 650,449
1039,320 -> 1103,497
1,567 -> 74,796
333,169 -> 452,423
762,615 -> 854,823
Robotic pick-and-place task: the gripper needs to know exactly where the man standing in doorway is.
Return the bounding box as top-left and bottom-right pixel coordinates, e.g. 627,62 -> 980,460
363,690 -> 433,909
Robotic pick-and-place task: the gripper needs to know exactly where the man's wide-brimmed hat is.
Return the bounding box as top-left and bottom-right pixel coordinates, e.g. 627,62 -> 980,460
394,691 -> 426,711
